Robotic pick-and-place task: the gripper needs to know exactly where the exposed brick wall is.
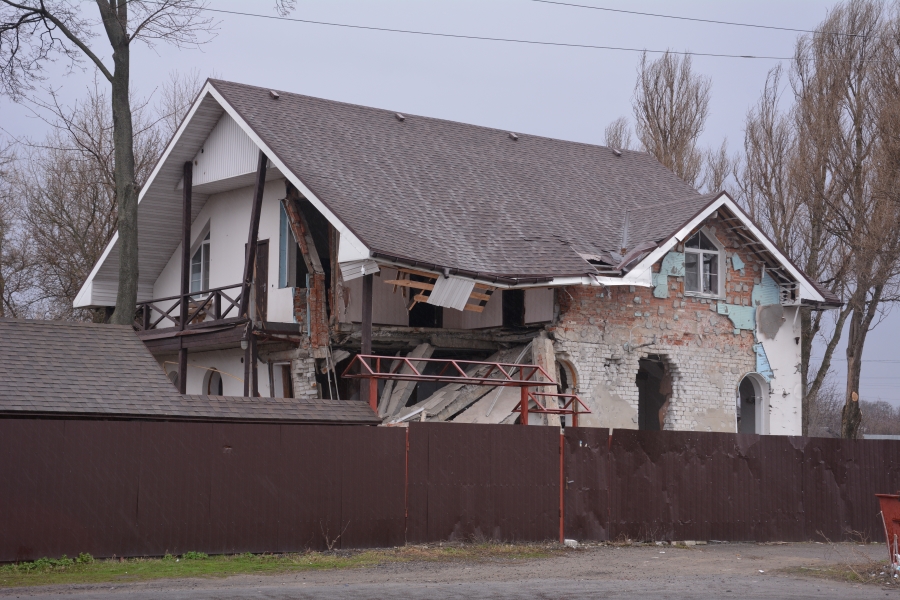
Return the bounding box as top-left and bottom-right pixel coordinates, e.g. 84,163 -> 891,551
551,215 -> 769,432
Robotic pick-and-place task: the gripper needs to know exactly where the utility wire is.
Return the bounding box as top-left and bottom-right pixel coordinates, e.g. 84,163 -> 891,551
527,0 -> 872,39
200,6 -> 792,60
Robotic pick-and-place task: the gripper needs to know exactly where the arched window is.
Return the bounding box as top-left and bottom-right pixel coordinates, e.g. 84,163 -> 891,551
684,230 -> 723,297
206,369 -> 224,396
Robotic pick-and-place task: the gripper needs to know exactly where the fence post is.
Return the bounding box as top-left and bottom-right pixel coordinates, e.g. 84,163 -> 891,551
559,432 -> 565,543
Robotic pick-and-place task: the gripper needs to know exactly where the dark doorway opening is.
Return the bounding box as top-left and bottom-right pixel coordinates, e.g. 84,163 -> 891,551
738,377 -> 757,434
502,289 -> 525,327
636,355 -> 670,431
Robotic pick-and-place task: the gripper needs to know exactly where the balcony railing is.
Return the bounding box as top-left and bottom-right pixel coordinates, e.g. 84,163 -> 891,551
134,283 -> 243,332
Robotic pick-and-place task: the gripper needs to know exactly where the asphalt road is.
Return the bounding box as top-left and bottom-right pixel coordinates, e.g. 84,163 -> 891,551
2,542 -> 896,599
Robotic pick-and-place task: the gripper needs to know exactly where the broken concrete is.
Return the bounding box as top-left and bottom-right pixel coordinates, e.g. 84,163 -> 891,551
383,343 -> 434,417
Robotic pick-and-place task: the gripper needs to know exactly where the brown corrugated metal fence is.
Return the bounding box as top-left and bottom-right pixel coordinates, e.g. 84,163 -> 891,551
566,429 -> 900,543
0,420 -> 406,561
407,422 -> 560,543
2,419 -> 899,561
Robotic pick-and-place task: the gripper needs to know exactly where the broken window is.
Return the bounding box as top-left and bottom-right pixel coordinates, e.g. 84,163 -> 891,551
636,356 -> 671,431
684,231 -> 721,297
502,289 -> 525,327
190,232 -> 210,293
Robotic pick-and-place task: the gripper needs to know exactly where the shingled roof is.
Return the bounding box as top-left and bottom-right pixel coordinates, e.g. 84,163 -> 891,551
210,79 -> 708,279
0,319 -> 379,425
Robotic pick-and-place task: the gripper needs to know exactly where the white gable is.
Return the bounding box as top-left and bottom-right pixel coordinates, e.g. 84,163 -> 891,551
178,113 -> 261,192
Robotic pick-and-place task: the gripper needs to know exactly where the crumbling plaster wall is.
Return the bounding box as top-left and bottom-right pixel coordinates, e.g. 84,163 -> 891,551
551,215 -> 801,434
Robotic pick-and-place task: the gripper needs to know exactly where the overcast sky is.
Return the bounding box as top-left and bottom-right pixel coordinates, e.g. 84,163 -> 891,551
2,0 -> 897,406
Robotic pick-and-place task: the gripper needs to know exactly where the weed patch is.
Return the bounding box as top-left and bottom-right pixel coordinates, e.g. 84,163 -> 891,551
0,542 -> 561,589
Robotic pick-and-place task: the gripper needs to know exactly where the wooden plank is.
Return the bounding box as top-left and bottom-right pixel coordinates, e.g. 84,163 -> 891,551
395,268 -> 496,291
413,294 -> 484,313
385,279 -> 434,291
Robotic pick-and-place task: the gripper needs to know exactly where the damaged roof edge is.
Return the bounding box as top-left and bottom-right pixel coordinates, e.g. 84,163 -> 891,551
370,251 -> 556,286
629,191 -> 836,307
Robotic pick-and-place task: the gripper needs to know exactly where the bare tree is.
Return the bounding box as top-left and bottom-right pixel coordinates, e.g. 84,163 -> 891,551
0,0 -> 217,324
699,138 -> 733,194
0,137 -> 34,317
603,115 -> 632,150
737,0 -> 900,438
736,65 -> 851,435
156,67 -> 205,142
632,50 -> 711,187
10,77 -> 162,320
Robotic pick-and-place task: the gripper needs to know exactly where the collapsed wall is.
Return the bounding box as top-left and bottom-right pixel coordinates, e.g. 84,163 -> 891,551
552,215 -> 802,434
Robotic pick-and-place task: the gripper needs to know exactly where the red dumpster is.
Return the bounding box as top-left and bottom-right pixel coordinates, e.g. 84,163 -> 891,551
876,493 -> 900,572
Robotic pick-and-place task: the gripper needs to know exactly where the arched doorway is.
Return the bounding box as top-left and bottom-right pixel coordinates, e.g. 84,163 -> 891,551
737,374 -> 768,434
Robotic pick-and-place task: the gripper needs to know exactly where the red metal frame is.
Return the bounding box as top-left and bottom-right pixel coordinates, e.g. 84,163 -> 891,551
342,354 -> 556,387
512,391 -> 592,427
342,353 -> 592,426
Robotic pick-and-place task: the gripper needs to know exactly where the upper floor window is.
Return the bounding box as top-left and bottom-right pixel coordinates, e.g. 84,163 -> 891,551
190,232 -> 210,293
279,202 -> 309,289
684,230 -> 722,297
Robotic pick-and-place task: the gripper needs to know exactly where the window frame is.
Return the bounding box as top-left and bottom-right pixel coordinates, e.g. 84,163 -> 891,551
190,231 -> 211,295
683,227 -> 724,299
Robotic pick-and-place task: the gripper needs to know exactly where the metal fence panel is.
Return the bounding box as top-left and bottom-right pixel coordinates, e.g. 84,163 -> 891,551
407,422 -> 560,543
563,427 -> 609,541
339,426 -> 407,549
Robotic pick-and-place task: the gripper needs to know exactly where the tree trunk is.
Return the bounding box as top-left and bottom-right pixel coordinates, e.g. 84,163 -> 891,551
106,15 -> 139,326
799,307 -> 812,436
841,311 -> 864,439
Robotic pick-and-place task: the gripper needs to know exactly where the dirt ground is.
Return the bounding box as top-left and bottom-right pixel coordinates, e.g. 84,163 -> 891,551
2,542 -> 896,599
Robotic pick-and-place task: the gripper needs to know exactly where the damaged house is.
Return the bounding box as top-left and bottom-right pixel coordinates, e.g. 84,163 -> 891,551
76,79 -> 839,434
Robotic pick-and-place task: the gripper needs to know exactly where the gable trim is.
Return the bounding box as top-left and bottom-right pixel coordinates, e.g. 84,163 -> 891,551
626,192 -> 826,303
205,82 -> 369,264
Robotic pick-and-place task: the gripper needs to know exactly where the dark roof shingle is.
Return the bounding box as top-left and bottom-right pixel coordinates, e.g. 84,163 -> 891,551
0,319 -> 379,425
211,79 -> 707,279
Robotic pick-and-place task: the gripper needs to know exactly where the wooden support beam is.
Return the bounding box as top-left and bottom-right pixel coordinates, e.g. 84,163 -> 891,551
281,195 -> 324,275
239,151 -> 268,318
178,161 -> 192,394
361,273 -> 376,410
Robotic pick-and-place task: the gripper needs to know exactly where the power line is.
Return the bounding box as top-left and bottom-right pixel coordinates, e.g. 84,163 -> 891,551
527,0 -> 870,39
201,7 -> 792,60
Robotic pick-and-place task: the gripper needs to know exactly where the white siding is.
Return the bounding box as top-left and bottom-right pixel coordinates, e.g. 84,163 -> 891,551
185,113 -> 258,188
153,178 -> 295,323
761,306 -> 803,435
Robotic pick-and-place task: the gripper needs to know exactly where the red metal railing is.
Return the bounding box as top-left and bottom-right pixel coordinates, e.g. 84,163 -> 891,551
342,354 -> 591,425
515,391 -> 592,427
341,354 -> 555,386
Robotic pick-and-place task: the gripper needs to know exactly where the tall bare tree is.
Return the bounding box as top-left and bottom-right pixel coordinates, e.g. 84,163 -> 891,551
0,0 -> 216,324
737,0 -> 900,438
632,50 -> 711,187
737,65 -> 850,435
0,137 -> 34,317
10,77 -> 163,319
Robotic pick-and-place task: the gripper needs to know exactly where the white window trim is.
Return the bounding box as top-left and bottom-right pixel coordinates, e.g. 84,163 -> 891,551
190,230 -> 211,294
683,227 -> 725,300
